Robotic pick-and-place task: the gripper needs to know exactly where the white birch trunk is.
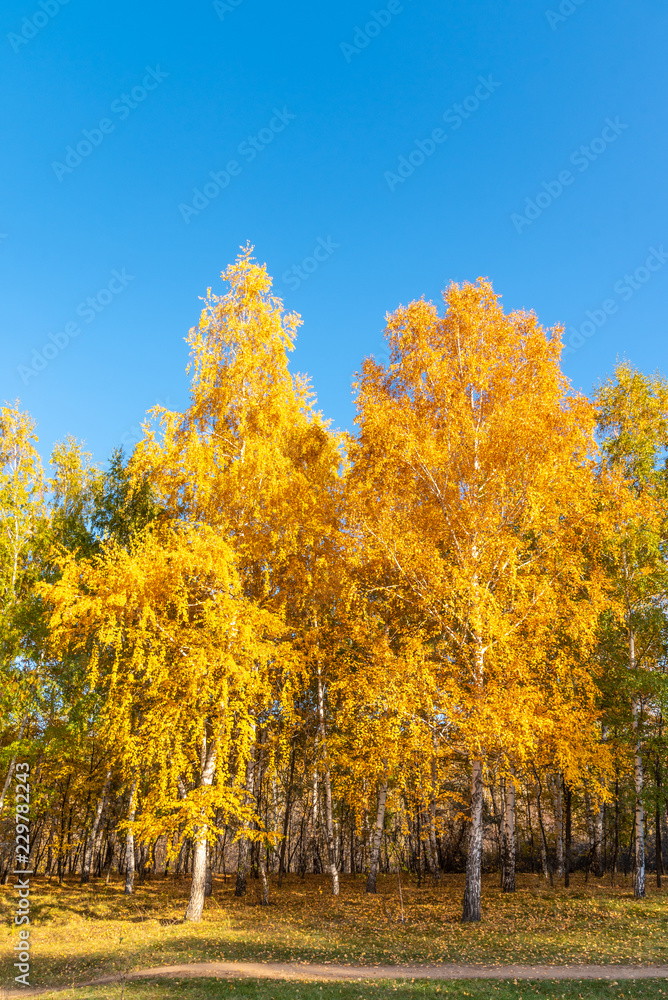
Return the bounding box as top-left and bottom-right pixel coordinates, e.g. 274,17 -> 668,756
235,754 -> 254,896
462,629 -> 485,922
462,758 -> 484,922
366,773 -> 388,893
124,777 -> 139,895
316,661 -> 339,895
552,773 -> 564,878
633,696 -> 646,899
502,776 -> 516,892
81,769 -> 111,883
593,799 -> 604,877
184,736 -> 218,922
0,716 -> 29,814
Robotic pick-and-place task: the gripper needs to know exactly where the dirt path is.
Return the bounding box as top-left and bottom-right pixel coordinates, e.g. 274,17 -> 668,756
5,961 -> 668,998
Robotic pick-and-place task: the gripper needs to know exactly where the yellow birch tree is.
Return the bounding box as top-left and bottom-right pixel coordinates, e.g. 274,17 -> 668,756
350,278 -> 608,921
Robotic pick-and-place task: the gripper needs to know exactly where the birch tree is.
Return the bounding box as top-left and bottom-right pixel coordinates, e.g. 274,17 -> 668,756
351,278 -> 607,920
596,363 -> 668,899
0,405 -> 45,811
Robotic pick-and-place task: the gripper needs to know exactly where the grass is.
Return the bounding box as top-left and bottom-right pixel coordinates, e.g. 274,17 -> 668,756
19,979 -> 668,1000
1,872 -> 667,991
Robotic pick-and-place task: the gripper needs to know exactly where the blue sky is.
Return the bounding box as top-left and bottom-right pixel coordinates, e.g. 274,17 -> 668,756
1,0 -> 666,466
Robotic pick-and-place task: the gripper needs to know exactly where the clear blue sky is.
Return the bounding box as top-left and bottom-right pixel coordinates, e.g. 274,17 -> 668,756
1,0 -> 666,466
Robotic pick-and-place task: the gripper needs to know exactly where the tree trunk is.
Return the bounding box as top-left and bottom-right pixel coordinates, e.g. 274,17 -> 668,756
502,776 -> 516,893
584,788 -> 595,877
552,773 -> 564,878
489,780 -> 504,883
422,808 -> 438,881
124,777 -> 139,895
278,744 -> 296,887
320,767 -> 339,894
103,831 -> 116,883
611,772 -> 620,885
235,754 -> 255,897
656,756 -> 664,888
593,798 -> 604,878
563,778 -> 572,888
258,849 -> 270,904
184,735 -> 218,922
306,753 -> 319,875
633,697 -> 646,899
628,625 -> 645,900
81,769 -> 111,884
533,768 -> 553,886
0,716 -> 29,814
366,773 -> 388,893
316,661 -> 339,895
428,753 -> 440,880
204,841 -> 213,897
462,758 -> 484,922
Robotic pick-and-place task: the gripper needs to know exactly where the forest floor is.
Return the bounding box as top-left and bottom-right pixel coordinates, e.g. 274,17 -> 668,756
1,873 -> 668,999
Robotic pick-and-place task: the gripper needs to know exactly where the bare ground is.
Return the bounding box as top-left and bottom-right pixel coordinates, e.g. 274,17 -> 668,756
5,960 -> 668,998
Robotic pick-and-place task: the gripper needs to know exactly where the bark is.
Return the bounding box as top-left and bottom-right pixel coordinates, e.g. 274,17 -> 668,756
320,766 -> 339,894
235,754 -> 255,897
533,768 -> 553,886
502,776 -> 516,892
307,753 -> 319,875
632,697 -> 646,898
184,735 -> 218,922
278,744 -> 296,887
124,777 -> 139,895
656,756 -> 664,887
552,773 -> 564,878
204,842 -> 213,897
584,788 -> 595,876
103,831 -> 116,883
524,786 -> 536,872
0,715 -> 29,814
462,623 -> 485,922
462,758 -> 484,922
628,626 -> 645,899
366,771 -> 389,893
428,753 -> 440,880
593,798 -> 604,878
316,661 -> 339,895
422,809 -> 438,881
563,778 -> 572,888
258,849 -> 270,905
489,781 -> 504,883
610,772 -> 620,884
81,769 -> 112,884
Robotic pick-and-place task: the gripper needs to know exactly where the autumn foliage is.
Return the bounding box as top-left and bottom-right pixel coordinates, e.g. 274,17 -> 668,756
2,247 -> 667,928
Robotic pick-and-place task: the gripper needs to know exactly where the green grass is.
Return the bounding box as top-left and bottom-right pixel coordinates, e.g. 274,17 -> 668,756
25,978 -> 668,1000
2,873 -> 668,990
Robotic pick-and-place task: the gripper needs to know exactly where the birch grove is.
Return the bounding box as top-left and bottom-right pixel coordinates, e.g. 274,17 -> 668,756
1,251 -> 668,922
